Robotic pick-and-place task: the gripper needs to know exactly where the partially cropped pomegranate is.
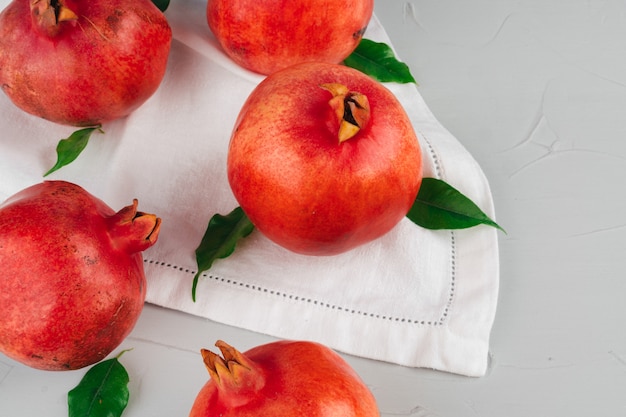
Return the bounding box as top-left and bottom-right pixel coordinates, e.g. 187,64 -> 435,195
189,340 -> 380,417
0,181 -> 161,370
207,0 -> 373,75
0,0 -> 172,126
227,62 -> 423,255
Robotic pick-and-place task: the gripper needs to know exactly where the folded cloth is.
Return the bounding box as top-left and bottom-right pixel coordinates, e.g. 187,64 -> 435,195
0,0 -> 499,377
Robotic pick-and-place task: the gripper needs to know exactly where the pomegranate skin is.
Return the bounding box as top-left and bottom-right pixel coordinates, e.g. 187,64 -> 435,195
207,0 -> 374,75
227,62 -> 423,256
0,181 -> 161,370
189,340 -> 380,417
0,0 -> 172,126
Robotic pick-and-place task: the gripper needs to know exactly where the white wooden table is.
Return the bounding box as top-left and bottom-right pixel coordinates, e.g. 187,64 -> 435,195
1,0 -> 625,416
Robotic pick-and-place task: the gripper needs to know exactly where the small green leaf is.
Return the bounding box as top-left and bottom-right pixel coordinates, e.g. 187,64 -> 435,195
44,125 -> 103,177
192,207 -> 255,301
68,350 -> 131,417
407,177 -> 505,232
344,38 -> 417,84
150,0 -> 169,12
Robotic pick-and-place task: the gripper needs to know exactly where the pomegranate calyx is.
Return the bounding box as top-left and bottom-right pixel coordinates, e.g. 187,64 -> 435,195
30,0 -> 78,37
201,341 -> 265,405
321,83 -> 370,143
106,199 -> 162,254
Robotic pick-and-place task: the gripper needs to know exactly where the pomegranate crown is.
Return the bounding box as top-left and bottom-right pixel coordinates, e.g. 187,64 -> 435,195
106,199 -> 161,254
201,340 -> 266,405
30,0 -> 78,37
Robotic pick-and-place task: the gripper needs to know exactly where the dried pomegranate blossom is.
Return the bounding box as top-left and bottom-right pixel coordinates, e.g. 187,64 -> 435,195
31,0 -> 78,36
189,340 -> 380,417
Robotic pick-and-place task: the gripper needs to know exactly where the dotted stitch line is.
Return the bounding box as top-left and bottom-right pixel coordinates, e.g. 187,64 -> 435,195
144,258 -> 446,326
420,133 -> 457,325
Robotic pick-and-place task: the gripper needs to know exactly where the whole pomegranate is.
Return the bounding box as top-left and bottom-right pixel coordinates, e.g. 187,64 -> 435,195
207,0 -> 373,75
0,181 -> 161,370
189,340 -> 380,417
227,62 -> 423,256
0,0 -> 172,126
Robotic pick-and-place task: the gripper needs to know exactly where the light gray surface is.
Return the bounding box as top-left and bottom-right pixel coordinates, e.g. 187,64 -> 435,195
1,0 -> 625,416
375,0 -> 626,415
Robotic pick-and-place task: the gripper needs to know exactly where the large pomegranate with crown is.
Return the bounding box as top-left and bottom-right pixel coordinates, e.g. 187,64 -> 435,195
0,181 -> 161,370
227,62 -> 423,256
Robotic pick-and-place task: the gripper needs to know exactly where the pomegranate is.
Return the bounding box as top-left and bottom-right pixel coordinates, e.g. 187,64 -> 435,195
0,180 -> 161,370
189,340 -> 380,417
0,0 -> 172,126
207,0 -> 373,75
227,62 -> 423,256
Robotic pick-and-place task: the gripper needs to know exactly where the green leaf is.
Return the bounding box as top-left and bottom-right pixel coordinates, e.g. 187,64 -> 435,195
68,350 -> 131,417
407,177 -> 505,232
44,125 -> 103,177
192,207 -> 255,301
344,38 -> 417,84
150,0 -> 170,12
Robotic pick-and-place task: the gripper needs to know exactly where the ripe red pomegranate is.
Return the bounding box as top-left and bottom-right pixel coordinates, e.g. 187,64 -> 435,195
0,0 -> 172,126
0,181 -> 161,370
207,0 -> 373,75
227,62 -> 423,256
189,340 -> 380,417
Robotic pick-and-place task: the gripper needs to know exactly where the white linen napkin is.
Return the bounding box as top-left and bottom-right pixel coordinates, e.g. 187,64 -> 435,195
0,0 -> 499,377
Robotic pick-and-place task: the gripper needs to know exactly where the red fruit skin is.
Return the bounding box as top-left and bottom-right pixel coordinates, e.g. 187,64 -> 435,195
0,0 -> 172,126
207,0 -> 373,75
189,340 -> 380,417
0,181 -> 161,370
227,62 -> 423,256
